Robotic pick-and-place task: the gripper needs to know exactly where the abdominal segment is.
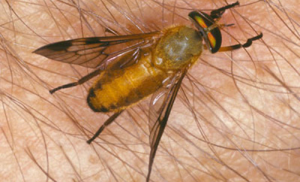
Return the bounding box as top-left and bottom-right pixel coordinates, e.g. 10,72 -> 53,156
87,55 -> 167,112
87,25 -> 203,113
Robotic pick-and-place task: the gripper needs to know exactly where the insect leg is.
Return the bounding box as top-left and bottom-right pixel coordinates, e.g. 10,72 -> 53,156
49,68 -> 101,94
218,33 -> 263,52
87,110 -> 123,144
210,1 -> 240,19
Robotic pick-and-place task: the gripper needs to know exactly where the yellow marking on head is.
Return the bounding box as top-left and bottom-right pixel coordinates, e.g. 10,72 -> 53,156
207,32 -> 216,48
194,16 -> 207,28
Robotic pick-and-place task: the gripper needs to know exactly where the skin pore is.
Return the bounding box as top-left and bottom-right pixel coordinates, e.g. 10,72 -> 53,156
1,0 -> 300,181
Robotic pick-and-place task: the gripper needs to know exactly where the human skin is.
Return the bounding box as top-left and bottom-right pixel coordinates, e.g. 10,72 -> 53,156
1,0 -> 300,181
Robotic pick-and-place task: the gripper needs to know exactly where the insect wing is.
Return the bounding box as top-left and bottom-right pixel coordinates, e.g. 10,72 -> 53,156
147,69 -> 187,181
33,32 -> 159,68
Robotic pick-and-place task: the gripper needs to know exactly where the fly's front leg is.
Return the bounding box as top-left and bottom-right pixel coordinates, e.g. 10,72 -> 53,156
49,68 -> 102,94
210,1 -> 240,20
202,1 -> 262,53
218,33 -> 263,52
206,2 -> 240,32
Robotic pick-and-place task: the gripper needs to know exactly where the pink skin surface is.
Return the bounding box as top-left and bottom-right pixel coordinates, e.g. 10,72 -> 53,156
1,0 -> 300,181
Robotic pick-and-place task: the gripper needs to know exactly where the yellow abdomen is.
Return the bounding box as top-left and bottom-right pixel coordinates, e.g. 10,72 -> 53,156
87,26 -> 203,112
87,54 -> 167,112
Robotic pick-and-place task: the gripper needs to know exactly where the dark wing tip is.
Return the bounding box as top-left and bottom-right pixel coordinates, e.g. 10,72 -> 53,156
33,40 -> 73,56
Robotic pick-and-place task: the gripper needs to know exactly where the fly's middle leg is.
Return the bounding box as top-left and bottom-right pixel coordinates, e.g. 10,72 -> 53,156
49,68 -> 101,94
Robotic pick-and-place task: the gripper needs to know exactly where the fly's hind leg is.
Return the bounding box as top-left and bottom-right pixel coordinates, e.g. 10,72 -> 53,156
218,33 -> 263,52
49,68 -> 101,94
87,110 -> 124,144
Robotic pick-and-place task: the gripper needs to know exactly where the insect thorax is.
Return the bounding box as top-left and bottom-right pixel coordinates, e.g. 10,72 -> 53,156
153,26 -> 203,70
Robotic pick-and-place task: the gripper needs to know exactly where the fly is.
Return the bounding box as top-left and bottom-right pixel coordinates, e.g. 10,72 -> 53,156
33,2 -> 262,181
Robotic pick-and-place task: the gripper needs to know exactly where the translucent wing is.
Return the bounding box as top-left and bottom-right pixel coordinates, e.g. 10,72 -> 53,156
146,69 -> 188,182
33,32 -> 159,68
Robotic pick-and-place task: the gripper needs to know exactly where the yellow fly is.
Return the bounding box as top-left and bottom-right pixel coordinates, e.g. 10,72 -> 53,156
33,2 -> 262,181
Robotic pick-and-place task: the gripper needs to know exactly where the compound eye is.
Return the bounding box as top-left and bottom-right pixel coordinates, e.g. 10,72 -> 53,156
189,11 -> 222,53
